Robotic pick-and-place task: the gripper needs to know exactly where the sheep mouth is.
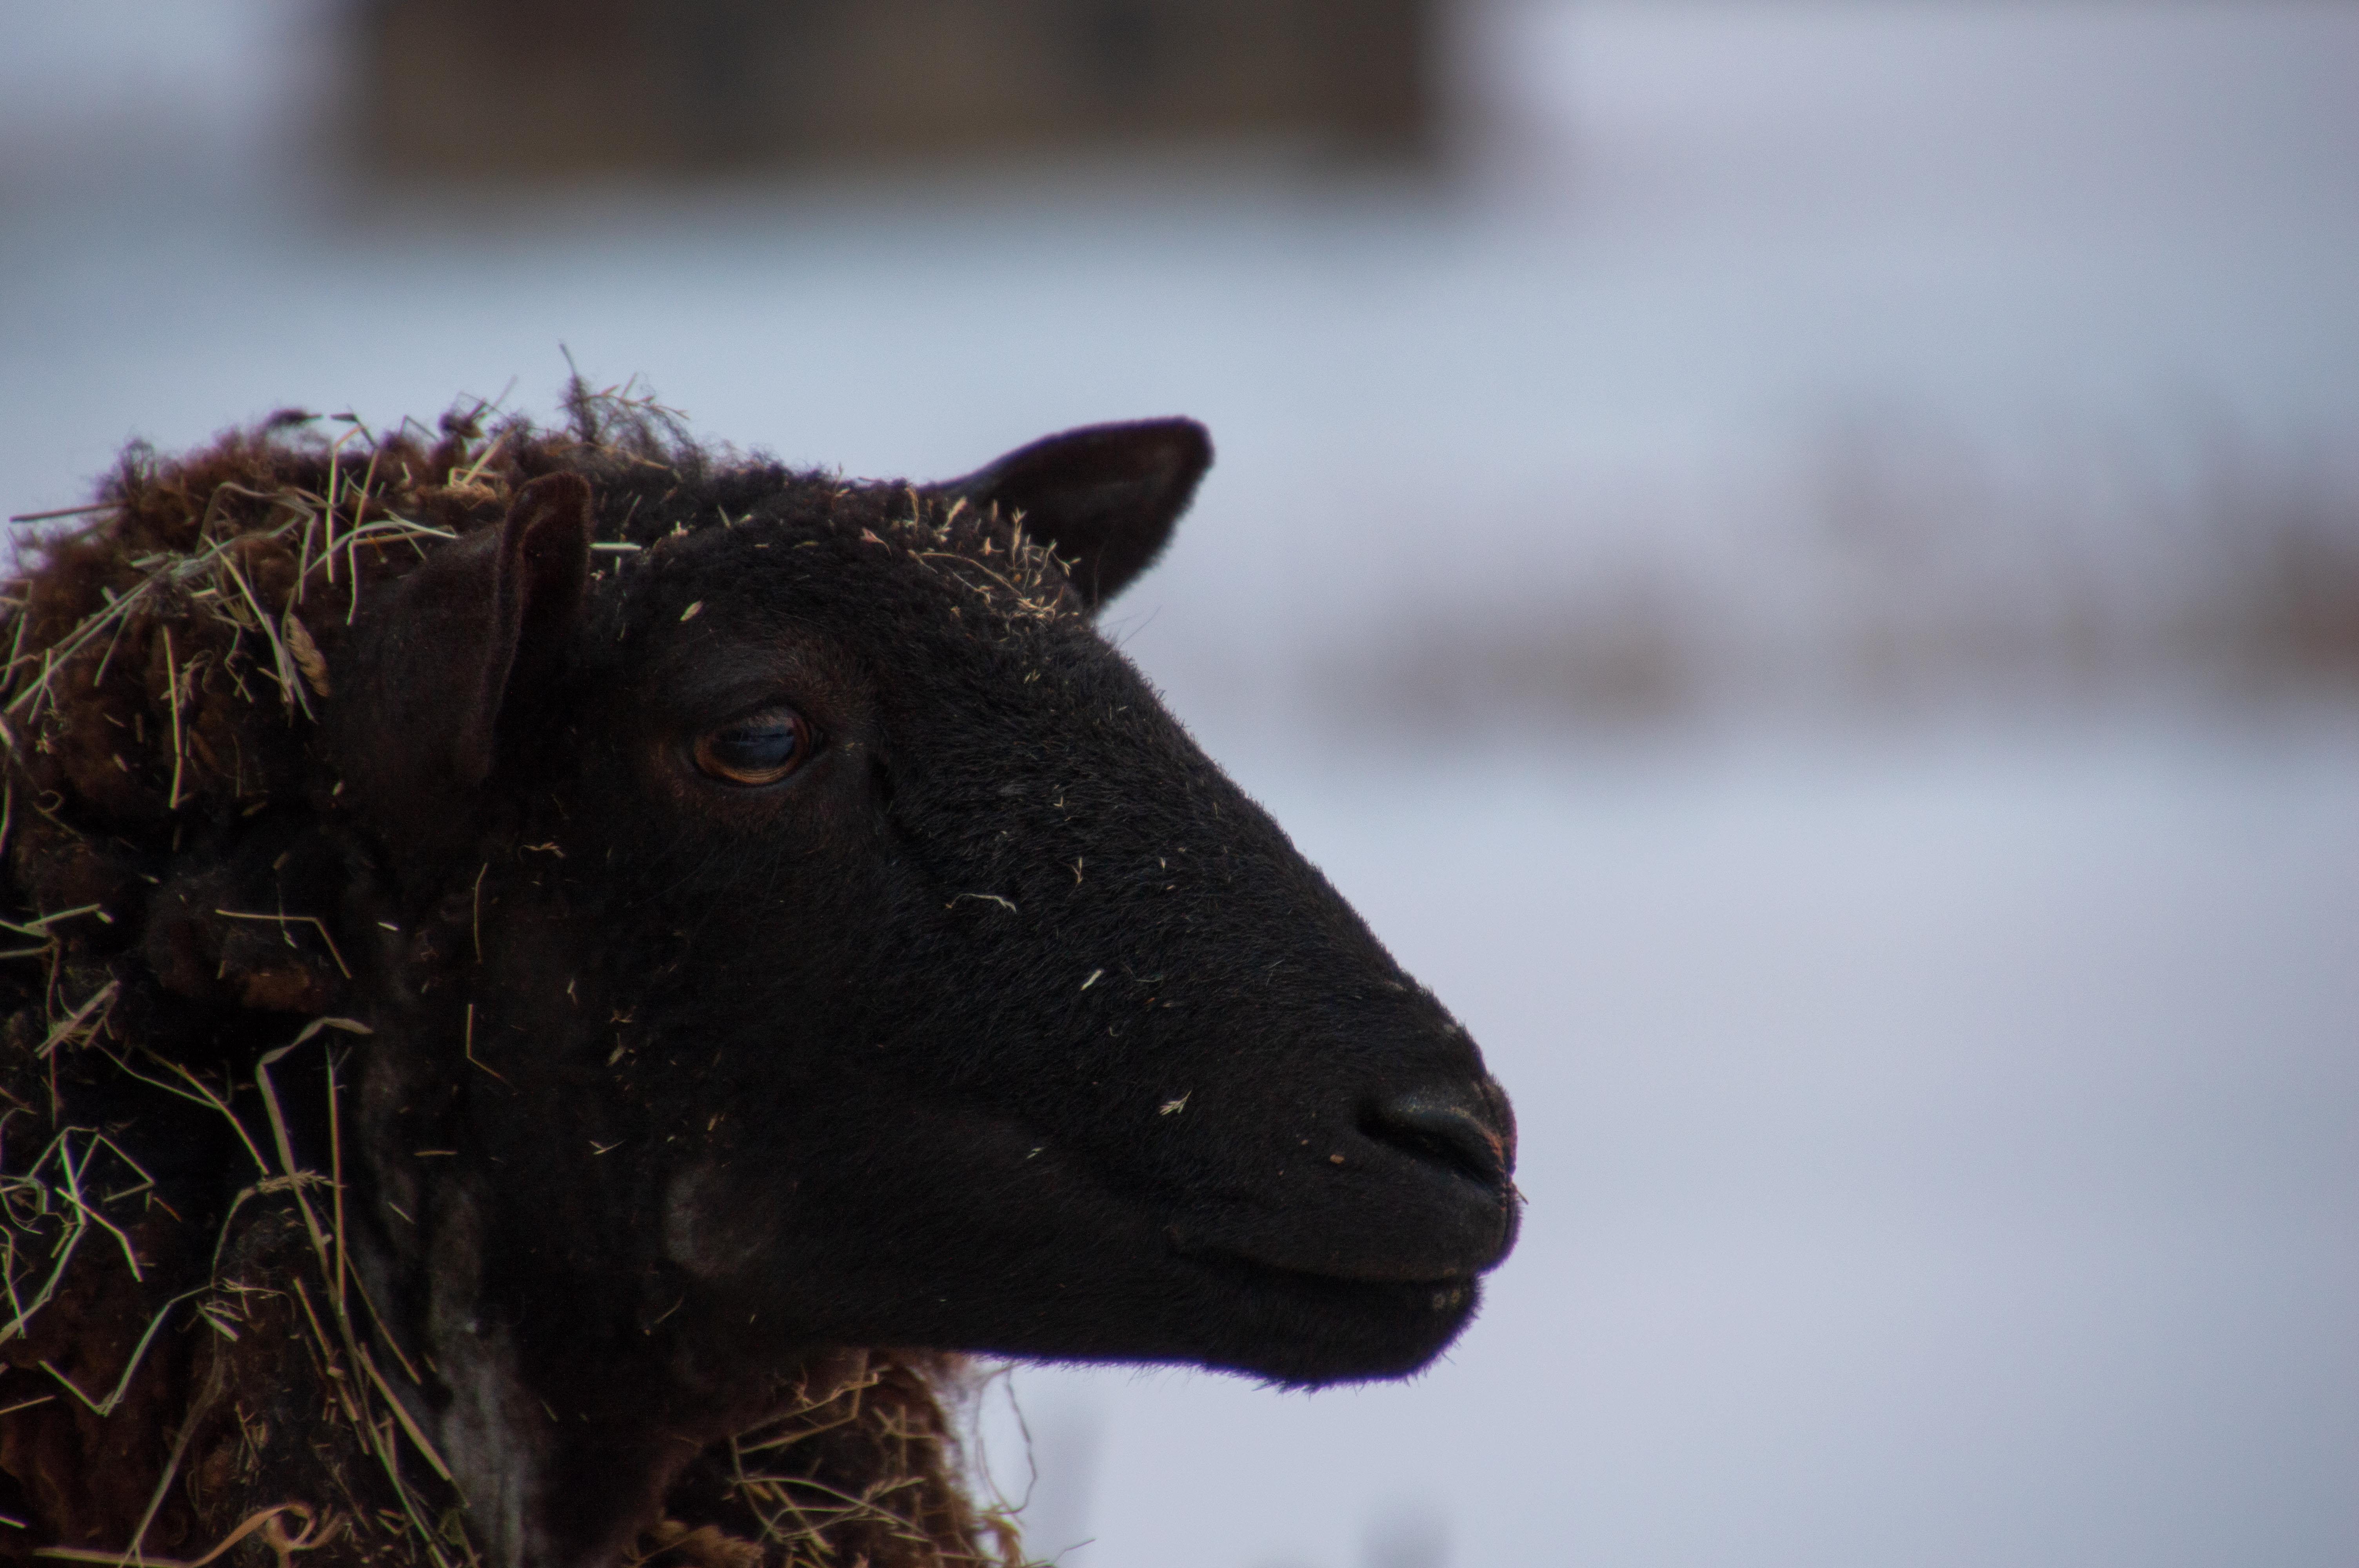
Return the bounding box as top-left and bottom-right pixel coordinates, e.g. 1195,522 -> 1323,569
1160,1184 -> 1518,1289
1172,1234 -> 1483,1290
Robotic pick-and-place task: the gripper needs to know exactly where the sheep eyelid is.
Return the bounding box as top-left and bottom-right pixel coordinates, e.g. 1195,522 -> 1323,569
691,704 -> 816,787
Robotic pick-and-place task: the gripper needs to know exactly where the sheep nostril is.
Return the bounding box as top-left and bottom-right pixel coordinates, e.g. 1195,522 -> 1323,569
1360,1088 -> 1512,1193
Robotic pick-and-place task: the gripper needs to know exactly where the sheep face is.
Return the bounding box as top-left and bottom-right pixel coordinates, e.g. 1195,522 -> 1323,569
325,424 -> 1517,1565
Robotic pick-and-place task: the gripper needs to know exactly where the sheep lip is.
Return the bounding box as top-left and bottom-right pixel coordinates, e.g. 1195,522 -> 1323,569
1170,1235 -> 1476,1290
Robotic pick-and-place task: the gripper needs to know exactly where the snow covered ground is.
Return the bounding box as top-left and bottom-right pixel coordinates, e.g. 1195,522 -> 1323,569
3,2 -> 2354,1564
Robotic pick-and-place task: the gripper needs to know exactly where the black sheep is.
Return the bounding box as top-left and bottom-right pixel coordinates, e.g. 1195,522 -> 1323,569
0,386 -> 1517,1568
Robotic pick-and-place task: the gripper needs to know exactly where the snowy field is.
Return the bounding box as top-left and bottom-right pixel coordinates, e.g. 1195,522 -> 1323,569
978,712 -> 2359,1568
3,2 -> 2356,1564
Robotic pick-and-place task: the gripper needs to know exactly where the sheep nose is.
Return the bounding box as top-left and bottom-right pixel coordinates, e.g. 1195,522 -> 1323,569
1360,1084 -> 1514,1193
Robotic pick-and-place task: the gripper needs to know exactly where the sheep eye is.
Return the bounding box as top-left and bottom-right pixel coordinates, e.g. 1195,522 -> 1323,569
694,706 -> 809,786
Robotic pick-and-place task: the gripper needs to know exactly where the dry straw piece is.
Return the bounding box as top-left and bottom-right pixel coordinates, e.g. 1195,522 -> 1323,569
0,385 -> 1029,1568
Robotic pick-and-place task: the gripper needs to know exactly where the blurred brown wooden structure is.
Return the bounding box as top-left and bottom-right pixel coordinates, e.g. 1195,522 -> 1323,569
356,0 -> 1437,178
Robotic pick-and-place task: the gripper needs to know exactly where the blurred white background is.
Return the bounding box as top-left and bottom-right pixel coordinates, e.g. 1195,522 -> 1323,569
4,3 -> 2355,1564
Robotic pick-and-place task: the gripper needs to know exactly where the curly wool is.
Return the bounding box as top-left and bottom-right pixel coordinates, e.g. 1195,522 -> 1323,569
0,388 -> 1030,1568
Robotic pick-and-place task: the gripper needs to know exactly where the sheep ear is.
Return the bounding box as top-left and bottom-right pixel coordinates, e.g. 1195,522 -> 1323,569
335,474 -> 592,824
938,419 -> 1212,610
461,472 -> 593,779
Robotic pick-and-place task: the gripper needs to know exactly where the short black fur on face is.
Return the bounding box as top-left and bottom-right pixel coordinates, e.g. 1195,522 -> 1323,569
0,393 -> 1516,1568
